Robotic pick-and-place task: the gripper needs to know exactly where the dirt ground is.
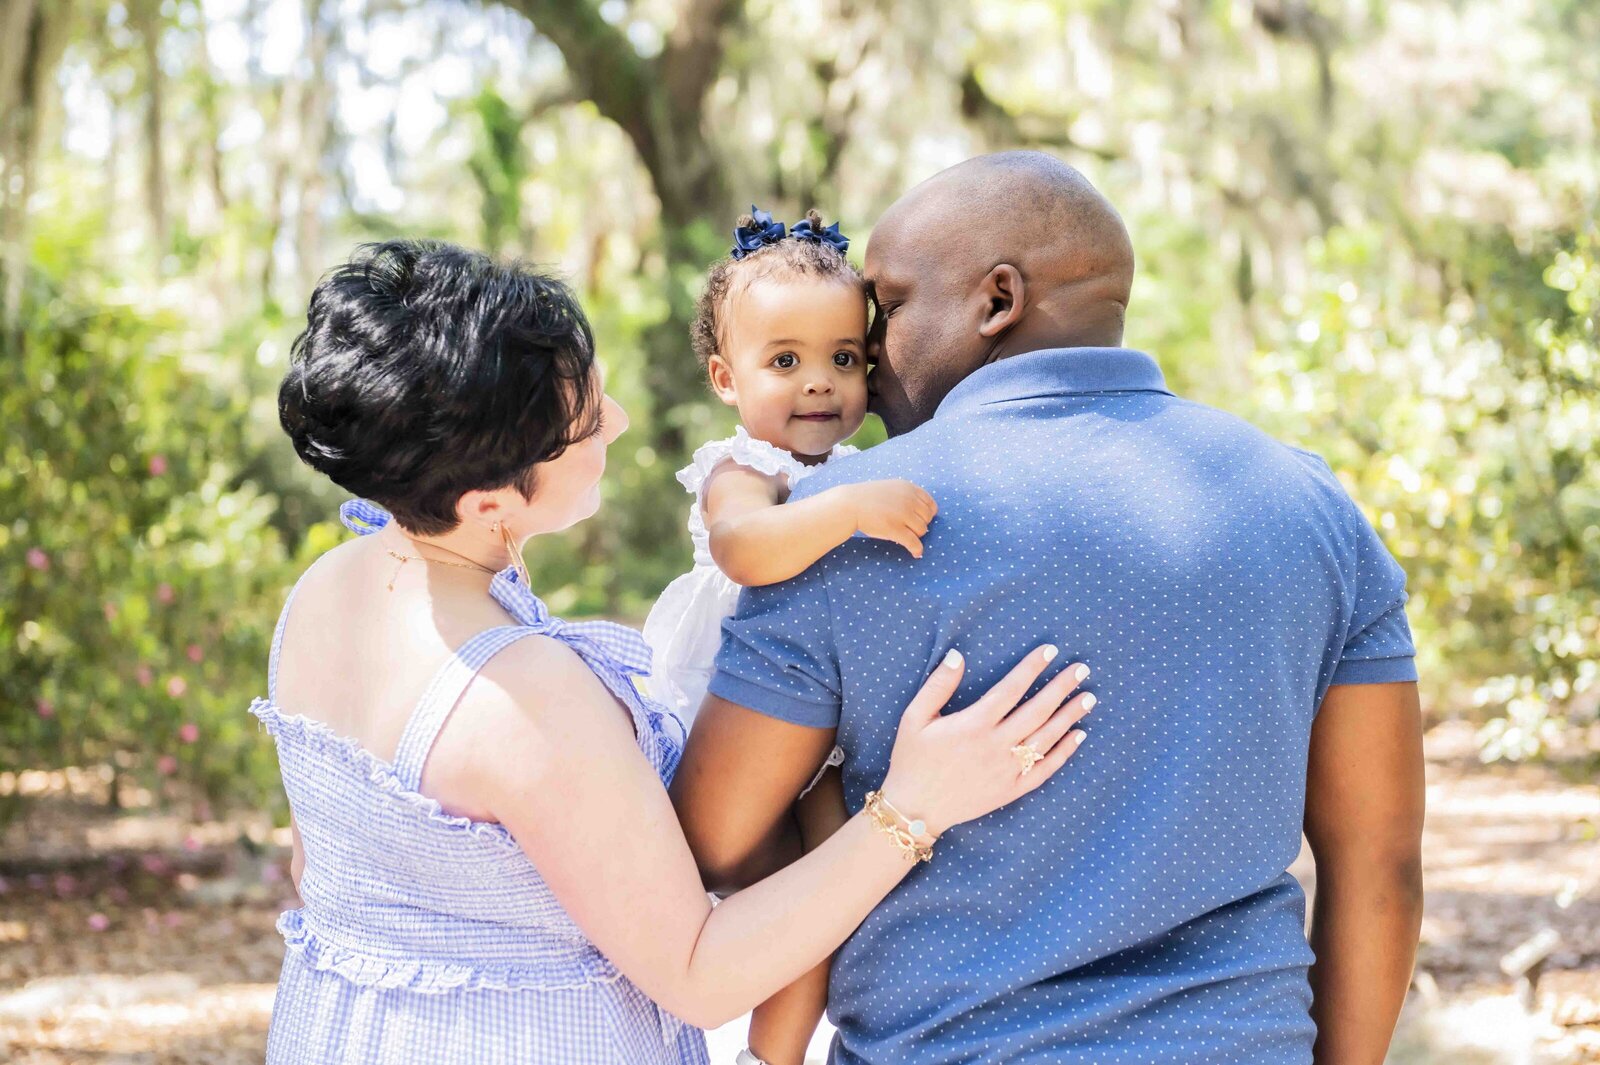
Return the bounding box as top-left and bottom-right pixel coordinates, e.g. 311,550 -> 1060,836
2,720 -> 1596,1065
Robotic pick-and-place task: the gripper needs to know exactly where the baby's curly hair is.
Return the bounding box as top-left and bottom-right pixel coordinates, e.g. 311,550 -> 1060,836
690,209 -> 865,370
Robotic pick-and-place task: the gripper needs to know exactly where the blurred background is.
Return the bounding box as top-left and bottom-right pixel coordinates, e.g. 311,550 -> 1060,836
0,0 -> 1596,1061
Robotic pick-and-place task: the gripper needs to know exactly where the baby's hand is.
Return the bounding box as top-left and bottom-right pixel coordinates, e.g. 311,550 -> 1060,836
843,480 -> 938,558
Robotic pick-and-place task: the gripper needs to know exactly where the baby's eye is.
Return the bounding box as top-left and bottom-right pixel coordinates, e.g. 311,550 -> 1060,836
833,351 -> 857,368
773,353 -> 798,369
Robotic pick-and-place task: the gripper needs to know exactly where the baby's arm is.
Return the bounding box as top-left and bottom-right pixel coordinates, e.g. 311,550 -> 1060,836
747,772 -> 849,1065
704,462 -> 937,587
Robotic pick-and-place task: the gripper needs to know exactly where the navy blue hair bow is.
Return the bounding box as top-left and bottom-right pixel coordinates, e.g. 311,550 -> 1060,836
730,206 -> 851,260
789,217 -> 850,255
731,206 -> 787,260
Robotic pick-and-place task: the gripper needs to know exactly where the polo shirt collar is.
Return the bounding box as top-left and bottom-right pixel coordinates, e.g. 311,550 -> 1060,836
935,347 -> 1172,419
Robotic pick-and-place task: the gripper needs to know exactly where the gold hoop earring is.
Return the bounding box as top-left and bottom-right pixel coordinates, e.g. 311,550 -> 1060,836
497,520 -> 530,586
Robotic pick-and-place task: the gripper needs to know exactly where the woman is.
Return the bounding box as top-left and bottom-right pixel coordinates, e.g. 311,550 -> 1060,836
258,240 -> 1093,1063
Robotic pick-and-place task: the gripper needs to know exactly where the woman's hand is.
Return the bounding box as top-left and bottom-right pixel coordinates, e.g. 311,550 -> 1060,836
879,646 -> 1094,837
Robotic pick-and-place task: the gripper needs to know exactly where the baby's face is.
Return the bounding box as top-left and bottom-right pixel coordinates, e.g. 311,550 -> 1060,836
711,275 -> 869,460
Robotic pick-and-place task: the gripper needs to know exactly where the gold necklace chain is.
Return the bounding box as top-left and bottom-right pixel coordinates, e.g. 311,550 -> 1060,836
384,547 -> 496,591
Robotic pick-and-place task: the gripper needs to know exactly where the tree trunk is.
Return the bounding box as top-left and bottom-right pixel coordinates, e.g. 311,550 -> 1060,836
0,0 -> 68,335
193,4 -> 230,216
494,0 -> 742,455
293,0 -> 335,299
132,0 -> 167,269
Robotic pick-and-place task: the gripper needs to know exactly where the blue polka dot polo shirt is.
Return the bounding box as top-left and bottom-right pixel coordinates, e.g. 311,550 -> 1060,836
709,347 -> 1417,1065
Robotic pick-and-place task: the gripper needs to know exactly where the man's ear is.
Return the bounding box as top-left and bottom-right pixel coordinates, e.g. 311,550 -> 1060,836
977,264 -> 1025,339
707,354 -> 739,406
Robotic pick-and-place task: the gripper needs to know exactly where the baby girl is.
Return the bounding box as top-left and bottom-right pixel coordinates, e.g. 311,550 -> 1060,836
642,207 -> 936,1064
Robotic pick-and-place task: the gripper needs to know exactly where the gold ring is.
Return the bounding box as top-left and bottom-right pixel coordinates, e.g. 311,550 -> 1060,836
1011,742 -> 1044,776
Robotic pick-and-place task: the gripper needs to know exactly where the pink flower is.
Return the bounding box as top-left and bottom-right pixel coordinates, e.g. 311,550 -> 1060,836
140,854 -> 168,876
182,836 -> 201,854
157,755 -> 178,776
186,644 -> 204,663
36,698 -> 54,719
54,874 -> 78,898
149,454 -> 168,477
164,912 -> 183,928
156,583 -> 176,605
103,601 -> 119,622
26,548 -> 49,572
88,913 -> 110,932
166,676 -> 187,698
178,722 -> 199,744
136,665 -> 153,687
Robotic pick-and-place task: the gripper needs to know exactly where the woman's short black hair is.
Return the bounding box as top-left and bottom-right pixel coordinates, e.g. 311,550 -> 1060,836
280,240 -> 600,535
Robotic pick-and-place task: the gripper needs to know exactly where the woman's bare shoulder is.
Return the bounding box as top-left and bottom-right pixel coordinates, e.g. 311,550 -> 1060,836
436,634 -> 644,816
456,636 -> 634,749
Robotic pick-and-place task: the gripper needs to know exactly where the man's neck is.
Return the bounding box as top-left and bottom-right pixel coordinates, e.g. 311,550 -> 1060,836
986,298 -> 1127,363
988,327 -> 1126,364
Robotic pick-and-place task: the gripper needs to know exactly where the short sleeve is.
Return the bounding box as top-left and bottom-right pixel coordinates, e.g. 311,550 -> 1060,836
706,562 -> 842,729
1330,510 -> 1418,686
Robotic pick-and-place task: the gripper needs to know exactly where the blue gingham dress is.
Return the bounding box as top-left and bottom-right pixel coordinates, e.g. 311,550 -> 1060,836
251,500 -> 708,1065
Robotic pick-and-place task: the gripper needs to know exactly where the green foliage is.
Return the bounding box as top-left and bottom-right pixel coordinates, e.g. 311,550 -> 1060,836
468,86 -> 529,254
0,259 -> 301,812
1244,224 -> 1599,759
0,0 -> 1594,805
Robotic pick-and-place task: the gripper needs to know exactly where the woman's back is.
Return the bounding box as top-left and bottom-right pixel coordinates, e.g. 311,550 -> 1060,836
254,501 -> 704,1065
269,517 -> 520,821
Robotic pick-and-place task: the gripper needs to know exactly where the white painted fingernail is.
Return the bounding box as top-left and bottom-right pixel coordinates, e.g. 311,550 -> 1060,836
1073,731 -> 1087,746
1082,693 -> 1097,711
1041,645 -> 1058,662
1075,664 -> 1090,682
943,649 -> 963,669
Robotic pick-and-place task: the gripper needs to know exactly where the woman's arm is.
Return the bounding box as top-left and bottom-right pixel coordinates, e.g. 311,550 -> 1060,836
464,637 -> 1090,1030
705,462 -> 937,587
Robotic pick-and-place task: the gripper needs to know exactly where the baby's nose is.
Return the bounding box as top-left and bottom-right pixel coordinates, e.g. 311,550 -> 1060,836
804,378 -> 833,395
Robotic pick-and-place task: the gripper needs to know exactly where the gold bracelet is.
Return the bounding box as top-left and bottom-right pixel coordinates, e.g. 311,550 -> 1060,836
864,790 -> 935,863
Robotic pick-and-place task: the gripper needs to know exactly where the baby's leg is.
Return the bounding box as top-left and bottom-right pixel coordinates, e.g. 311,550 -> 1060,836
747,770 -> 848,1065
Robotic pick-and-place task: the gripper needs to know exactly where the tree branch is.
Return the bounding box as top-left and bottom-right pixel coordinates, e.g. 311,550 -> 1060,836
491,0 -> 745,221
959,65 -> 1118,162
659,0 -> 743,117
495,0 -> 656,162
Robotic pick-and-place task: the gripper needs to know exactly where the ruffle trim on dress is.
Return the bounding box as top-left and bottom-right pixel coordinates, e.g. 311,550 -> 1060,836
676,426 -> 805,498
276,909 -> 623,994
249,699 -> 520,854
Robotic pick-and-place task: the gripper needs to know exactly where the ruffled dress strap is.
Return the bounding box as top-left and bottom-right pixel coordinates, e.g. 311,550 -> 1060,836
266,582 -> 299,705
676,425 -> 811,499
487,567 -> 688,772
674,427 -> 860,567
392,625 -> 543,791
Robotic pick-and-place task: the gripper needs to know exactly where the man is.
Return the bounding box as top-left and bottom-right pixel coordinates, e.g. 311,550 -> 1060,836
672,151 -> 1424,1064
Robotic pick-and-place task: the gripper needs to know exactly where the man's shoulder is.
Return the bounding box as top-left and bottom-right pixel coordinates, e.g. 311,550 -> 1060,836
1164,395 -> 1345,480
791,423 -> 949,499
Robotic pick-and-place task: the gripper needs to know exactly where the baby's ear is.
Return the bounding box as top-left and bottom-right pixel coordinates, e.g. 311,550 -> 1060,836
706,354 -> 739,406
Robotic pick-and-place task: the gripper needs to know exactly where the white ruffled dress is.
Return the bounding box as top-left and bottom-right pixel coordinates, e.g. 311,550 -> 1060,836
643,426 -> 858,729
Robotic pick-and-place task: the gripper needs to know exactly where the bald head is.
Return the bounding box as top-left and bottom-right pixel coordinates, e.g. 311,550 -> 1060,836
863,152 -> 1136,435
883,151 -> 1133,321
